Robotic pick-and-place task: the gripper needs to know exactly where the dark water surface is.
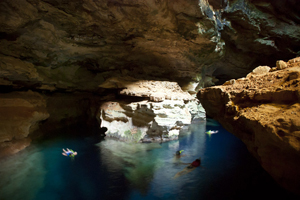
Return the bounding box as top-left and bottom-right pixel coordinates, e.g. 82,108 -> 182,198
0,119 -> 298,200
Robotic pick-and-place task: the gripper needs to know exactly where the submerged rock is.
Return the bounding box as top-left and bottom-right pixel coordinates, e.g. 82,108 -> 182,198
197,57 -> 300,195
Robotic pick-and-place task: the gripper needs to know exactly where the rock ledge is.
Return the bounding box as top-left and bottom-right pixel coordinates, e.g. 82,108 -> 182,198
197,57 -> 300,195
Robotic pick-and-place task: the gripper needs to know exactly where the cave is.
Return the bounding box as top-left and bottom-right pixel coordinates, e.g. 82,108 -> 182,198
0,0 -> 300,199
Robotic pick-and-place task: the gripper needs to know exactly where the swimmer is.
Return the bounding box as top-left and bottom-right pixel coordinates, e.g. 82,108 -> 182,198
175,150 -> 185,157
62,148 -> 77,158
187,159 -> 201,168
173,158 -> 202,179
206,130 -> 218,135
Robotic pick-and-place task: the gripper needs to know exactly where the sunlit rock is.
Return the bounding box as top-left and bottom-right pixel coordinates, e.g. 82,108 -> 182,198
197,57 -> 300,195
98,80 -> 203,142
99,99 -> 193,142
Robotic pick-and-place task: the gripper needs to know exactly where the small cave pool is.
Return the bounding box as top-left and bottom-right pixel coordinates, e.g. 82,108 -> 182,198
0,119 -> 298,200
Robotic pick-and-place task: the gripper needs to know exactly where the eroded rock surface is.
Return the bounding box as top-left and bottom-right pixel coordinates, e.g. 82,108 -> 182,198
0,91 -> 104,158
0,0 -> 223,93
3,0 -> 299,91
197,57 -> 300,195
1,0 -> 300,170
99,80 -> 204,142
0,91 -> 49,157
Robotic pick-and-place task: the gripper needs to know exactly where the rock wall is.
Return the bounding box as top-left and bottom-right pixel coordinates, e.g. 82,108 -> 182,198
98,79 -> 205,142
0,91 -> 49,157
0,91 -> 103,158
197,57 -> 300,195
0,0 -> 223,93
1,0 -> 300,174
1,0 -> 300,90
212,0 -> 300,83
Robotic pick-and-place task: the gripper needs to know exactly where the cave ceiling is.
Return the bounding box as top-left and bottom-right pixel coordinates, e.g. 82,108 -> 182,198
0,0 -> 300,93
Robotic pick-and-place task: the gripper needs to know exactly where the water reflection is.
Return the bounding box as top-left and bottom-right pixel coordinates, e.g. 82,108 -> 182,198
0,145 -> 46,200
0,119 -> 297,200
97,120 -> 208,198
97,139 -> 163,194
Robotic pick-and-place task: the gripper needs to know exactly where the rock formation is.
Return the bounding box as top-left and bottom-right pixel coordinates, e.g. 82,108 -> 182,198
0,91 -> 49,157
2,0 -> 299,92
0,0 -> 223,93
0,1 -> 300,194
0,0 -> 221,155
98,78 -> 205,142
197,57 -> 300,195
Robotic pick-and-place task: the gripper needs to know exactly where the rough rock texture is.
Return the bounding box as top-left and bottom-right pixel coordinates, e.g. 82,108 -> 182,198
99,77 -> 195,101
197,57 -> 300,195
1,2 -> 300,190
0,91 -> 49,157
99,80 -> 204,142
0,0 -> 223,93
0,91 -> 103,158
2,0 -> 299,91
213,0 -> 300,83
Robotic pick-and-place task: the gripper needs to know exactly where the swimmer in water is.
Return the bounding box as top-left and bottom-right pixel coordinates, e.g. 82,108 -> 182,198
62,148 -> 77,158
206,130 -> 218,136
175,150 -> 185,157
173,158 -> 202,179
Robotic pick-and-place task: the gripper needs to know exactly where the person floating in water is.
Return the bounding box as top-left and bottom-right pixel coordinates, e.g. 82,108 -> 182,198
173,158 -> 202,179
206,130 -> 218,136
175,150 -> 185,157
62,148 -> 77,158
187,158 -> 201,169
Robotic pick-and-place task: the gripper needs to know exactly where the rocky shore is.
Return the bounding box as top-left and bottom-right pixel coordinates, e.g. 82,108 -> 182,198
197,57 -> 300,195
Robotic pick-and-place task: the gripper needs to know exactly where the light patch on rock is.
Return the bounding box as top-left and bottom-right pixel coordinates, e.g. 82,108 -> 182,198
252,65 -> 271,74
198,57 -> 300,195
276,60 -> 288,70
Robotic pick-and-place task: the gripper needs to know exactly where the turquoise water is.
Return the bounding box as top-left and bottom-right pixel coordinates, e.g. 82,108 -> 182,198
0,119 -> 298,200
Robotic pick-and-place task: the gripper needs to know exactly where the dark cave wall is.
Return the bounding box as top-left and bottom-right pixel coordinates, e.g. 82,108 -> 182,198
1,0 -> 300,87
1,0 -> 300,156
210,0 -> 300,83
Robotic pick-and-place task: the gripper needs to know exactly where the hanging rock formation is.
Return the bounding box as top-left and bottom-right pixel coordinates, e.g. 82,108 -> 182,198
197,57 -> 300,195
0,0 -> 219,155
0,0 -> 223,93
1,0 -> 300,90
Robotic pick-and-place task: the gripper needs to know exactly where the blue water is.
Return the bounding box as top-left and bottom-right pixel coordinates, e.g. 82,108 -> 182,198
0,119 -> 298,200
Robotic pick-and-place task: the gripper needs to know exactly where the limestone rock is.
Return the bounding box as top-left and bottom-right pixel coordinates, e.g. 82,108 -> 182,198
0,0 -> 300,89
252,66 -> 271,75
100,78 -> 194,101
0,91 -> 49,157
197,57 -> 300,195
0,0 -> 222,93
276,60 -> 287,70
98,79 -> 203,142
99,100 -> 192,143
214,0 -> 300,83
